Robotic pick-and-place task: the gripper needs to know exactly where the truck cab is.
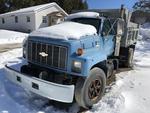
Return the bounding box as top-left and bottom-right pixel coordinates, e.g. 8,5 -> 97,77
5,6 -> 139,109
67,12 -> 116,56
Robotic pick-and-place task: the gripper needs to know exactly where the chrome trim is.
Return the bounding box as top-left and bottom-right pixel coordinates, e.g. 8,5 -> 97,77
58,47 -> 60,68
51,45 -> 54,66
28,40 -> 68,70
46,44 -> 48,64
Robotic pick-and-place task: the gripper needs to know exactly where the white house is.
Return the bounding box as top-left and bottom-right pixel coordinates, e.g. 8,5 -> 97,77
0,3 -> 68,33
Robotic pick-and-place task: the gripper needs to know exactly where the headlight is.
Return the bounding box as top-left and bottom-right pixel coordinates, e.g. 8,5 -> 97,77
22,37 -> 28,58
71,61 -> 82,73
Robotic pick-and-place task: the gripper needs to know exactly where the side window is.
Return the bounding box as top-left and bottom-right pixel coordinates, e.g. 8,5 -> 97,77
102,19 -> 116,36
109,19 -> 117,35
42,16 -> 47,23
2,18 -> 5,24
102,20 -> 111,35
27,16 -> 30,22
15,16 -> 18,23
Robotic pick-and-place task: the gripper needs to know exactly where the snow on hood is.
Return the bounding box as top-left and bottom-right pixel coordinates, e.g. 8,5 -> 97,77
29,22 -> 97,40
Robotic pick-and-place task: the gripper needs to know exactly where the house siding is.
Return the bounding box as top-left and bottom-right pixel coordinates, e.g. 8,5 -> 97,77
35,6 -> 59,30
0,13 -> 36,33
0,3 -> 67,33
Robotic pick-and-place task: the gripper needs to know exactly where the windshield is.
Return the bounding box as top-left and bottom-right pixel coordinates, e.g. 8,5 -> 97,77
70,18 -> 101,33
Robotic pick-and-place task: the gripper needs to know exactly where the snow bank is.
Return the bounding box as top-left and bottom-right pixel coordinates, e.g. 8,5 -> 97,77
142,23 -> 150,29
86,90 -> 125,113
66,12 -> 100,20
30,22 -> 97,40
139,23 -> 150,39
0,30 -> 28,45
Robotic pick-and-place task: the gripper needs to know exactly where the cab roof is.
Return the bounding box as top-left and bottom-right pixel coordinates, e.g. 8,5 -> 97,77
66,12 -> 104,20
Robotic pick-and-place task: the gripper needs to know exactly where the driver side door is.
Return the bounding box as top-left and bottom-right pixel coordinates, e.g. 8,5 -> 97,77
101,19 -> 115,56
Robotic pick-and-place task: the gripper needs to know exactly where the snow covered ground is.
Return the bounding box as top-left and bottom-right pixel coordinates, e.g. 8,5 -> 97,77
0,24 -> 150,113
0,30 -> 28,45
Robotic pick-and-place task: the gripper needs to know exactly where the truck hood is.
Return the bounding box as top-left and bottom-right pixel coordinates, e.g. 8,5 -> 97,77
29,22 -> 97,40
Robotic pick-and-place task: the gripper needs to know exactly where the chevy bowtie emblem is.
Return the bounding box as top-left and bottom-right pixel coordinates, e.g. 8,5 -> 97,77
39,52 -> 48,57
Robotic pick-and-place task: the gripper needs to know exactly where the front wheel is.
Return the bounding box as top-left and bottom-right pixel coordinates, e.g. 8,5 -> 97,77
75,67 -> 106,109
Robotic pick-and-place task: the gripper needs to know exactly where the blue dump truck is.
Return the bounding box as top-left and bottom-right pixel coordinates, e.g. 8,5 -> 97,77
5,6 -> 139,109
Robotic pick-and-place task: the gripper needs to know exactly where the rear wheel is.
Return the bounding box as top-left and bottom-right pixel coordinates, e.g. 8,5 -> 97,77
75,67 -> 106,109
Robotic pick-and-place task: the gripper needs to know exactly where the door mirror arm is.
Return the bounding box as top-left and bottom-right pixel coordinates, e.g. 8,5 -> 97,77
101,31 -> 107,37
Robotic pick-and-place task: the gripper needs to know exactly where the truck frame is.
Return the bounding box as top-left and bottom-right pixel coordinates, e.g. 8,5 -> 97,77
5,6 -> 139,109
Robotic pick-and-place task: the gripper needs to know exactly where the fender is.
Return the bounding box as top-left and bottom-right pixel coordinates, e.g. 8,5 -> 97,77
70,48 -> 107,77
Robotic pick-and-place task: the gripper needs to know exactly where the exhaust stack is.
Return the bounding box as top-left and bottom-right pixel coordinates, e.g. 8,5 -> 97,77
120,4 -> 125,19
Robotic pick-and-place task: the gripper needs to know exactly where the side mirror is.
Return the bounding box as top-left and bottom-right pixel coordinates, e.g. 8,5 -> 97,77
101,31 -> 106,37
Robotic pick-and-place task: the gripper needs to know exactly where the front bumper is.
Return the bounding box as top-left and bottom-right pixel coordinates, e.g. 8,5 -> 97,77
5,59 -> 75,103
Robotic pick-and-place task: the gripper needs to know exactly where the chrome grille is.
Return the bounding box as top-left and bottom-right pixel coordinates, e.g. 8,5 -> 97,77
28,40 -> 68,70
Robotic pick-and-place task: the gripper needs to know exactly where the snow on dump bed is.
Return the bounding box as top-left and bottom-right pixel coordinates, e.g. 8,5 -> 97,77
66,12 -> 100,20
30,22 -> 97,40
0,30 -> 28,44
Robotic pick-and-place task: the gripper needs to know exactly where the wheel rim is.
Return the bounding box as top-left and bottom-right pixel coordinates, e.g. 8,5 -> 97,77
88,79 -> 102,101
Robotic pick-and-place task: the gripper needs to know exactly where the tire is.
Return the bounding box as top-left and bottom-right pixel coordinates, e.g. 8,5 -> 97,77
75,67 -> 106,109
125,48 -> 134,68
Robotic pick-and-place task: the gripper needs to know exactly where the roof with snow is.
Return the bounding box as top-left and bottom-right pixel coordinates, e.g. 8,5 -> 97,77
0,2 -> 68,17
66,12 -> 100,20
29,21 -> 97,40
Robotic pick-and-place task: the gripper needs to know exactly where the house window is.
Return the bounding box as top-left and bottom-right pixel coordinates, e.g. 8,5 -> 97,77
15,16 -> 18,23
27,16 -> 30,22
42,16 -> 47,23
2,18 -> 5,24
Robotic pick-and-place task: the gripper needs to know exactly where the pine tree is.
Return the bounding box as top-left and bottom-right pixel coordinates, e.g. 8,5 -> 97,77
62,0 -> 88,13
133,0 -> 150,10
0,0 -> 88,14
0,0 -> 9,14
